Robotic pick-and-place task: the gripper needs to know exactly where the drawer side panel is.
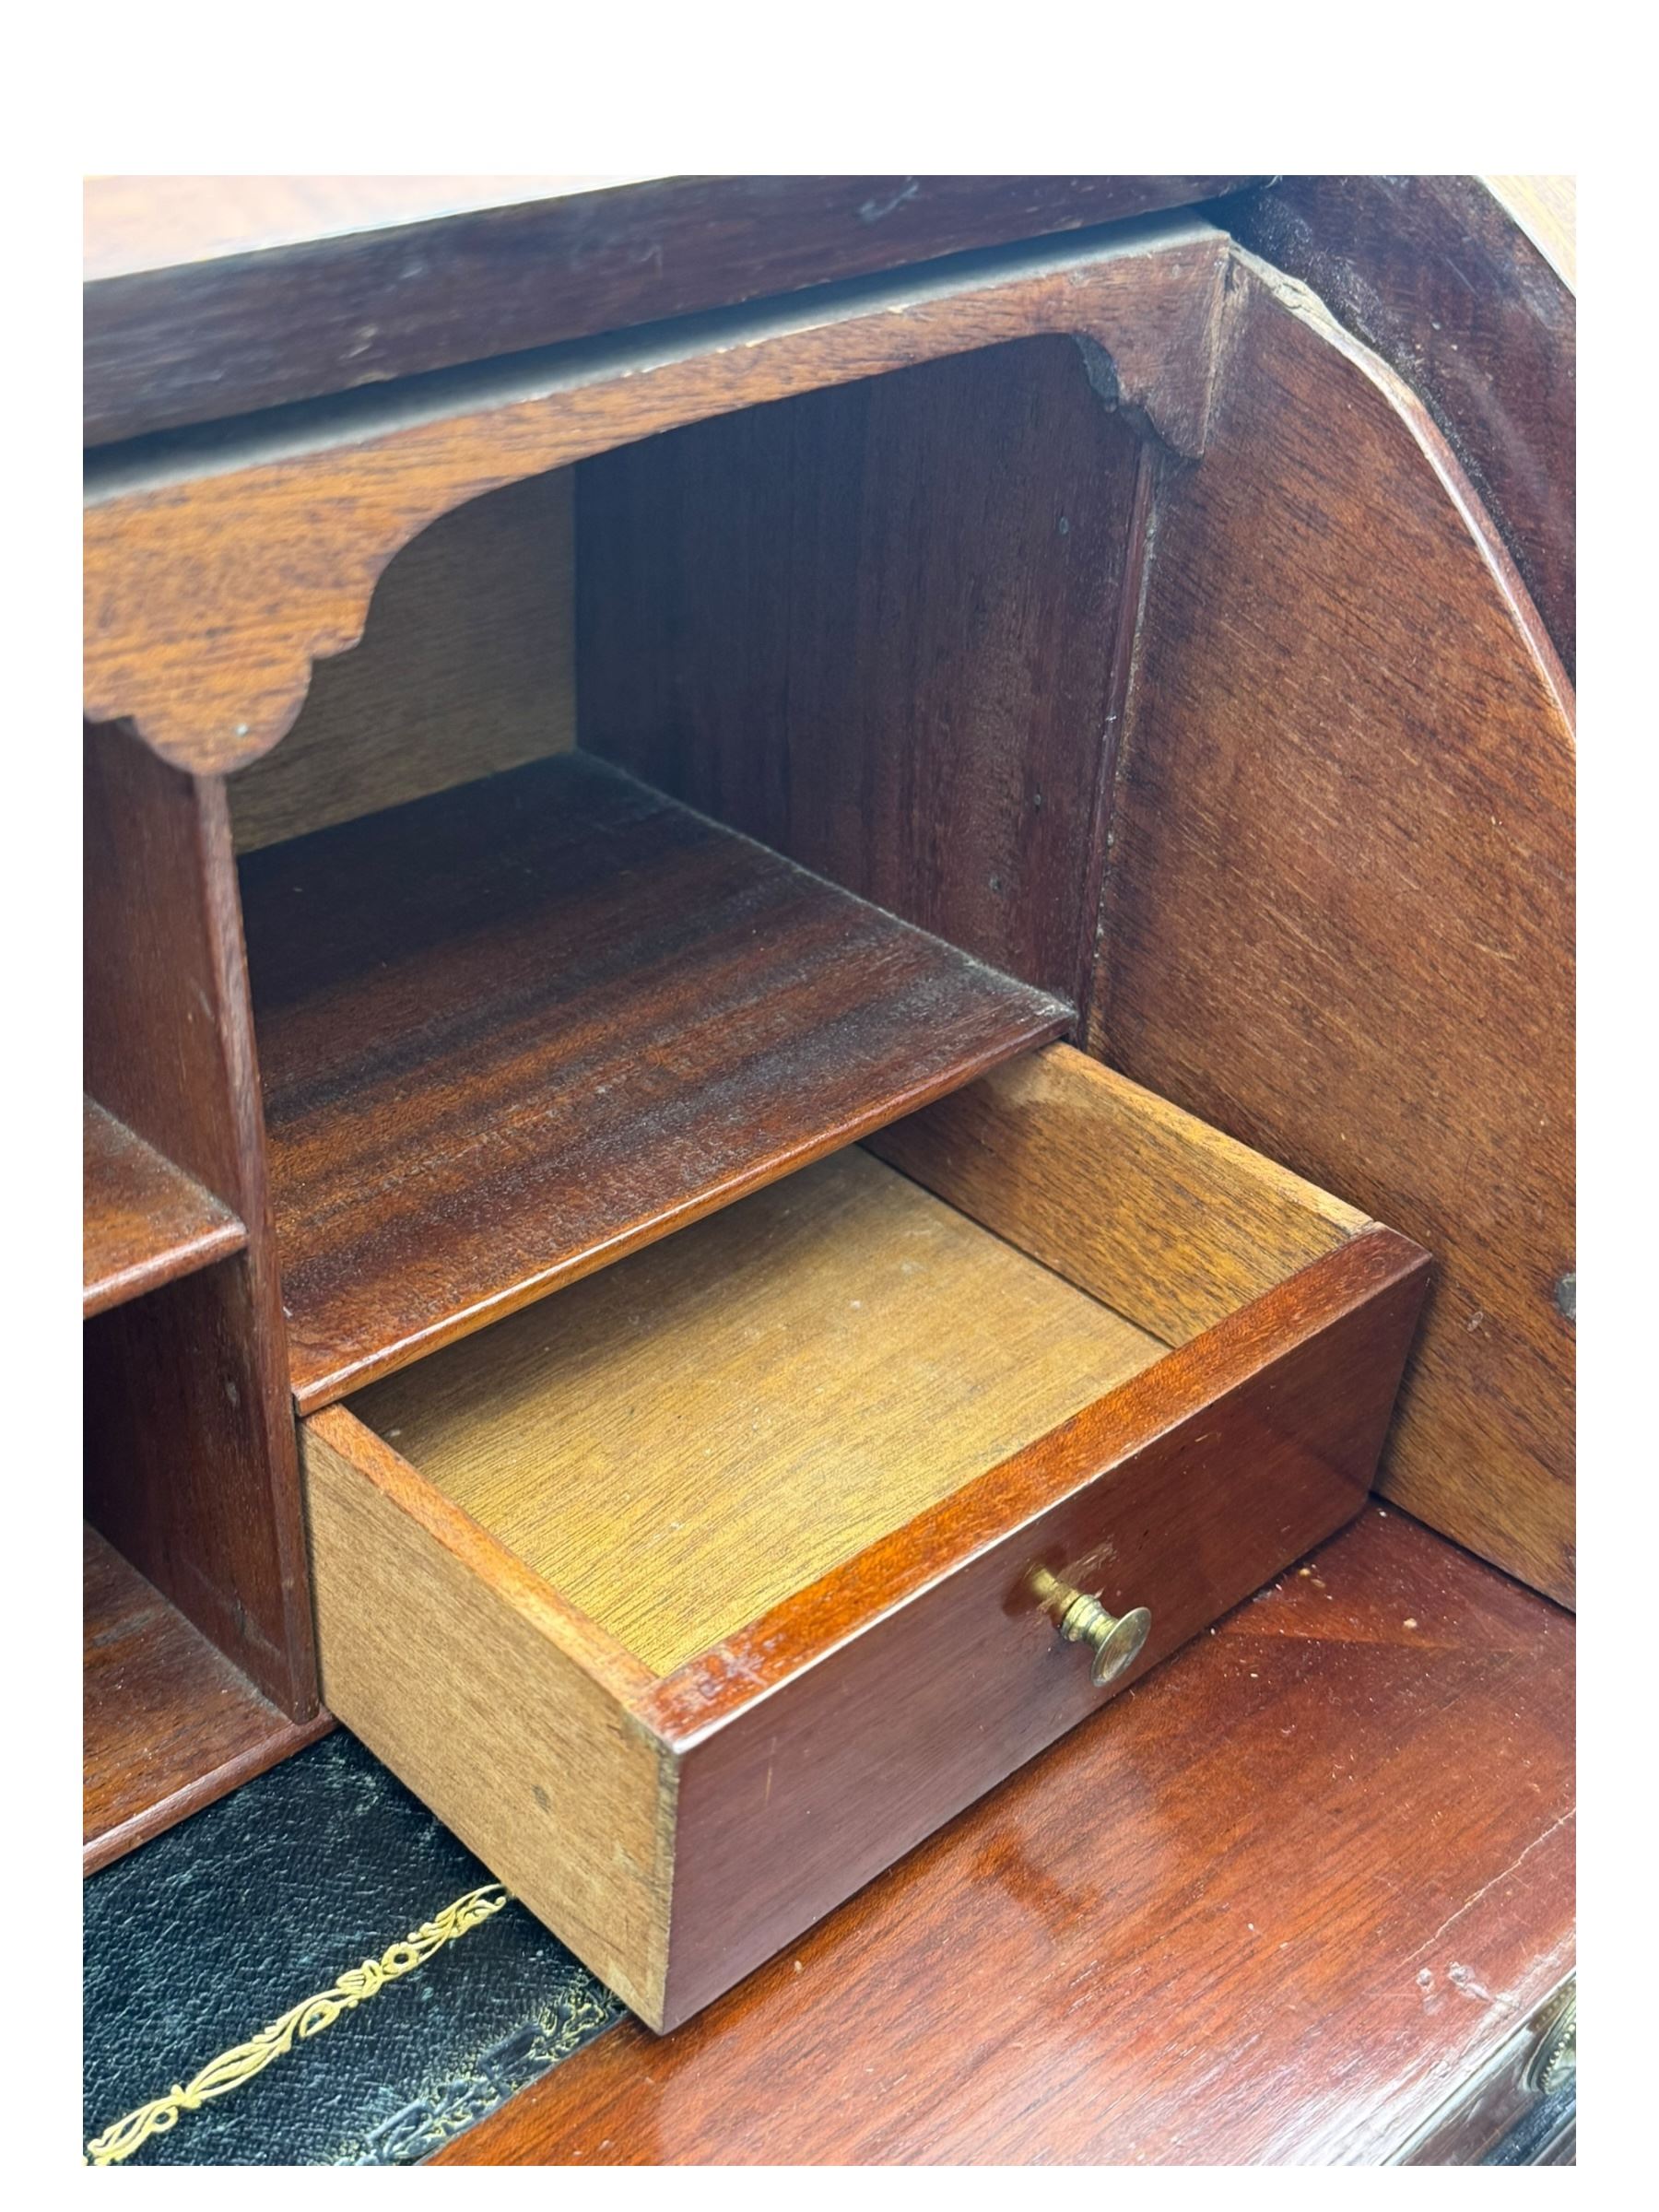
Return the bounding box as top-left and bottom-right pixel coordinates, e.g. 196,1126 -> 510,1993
301,1418 -> 675,2022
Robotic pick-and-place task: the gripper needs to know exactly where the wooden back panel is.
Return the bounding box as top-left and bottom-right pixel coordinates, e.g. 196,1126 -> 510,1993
549,337 -> 1146,998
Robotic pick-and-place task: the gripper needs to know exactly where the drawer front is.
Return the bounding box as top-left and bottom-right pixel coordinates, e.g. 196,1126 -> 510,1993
304,1223 -> 1426,2032
645,1228 -> 1427,2027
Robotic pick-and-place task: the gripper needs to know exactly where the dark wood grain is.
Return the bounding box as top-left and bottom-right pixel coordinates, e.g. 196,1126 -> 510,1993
83,723 -> 317,1714
84,175 -> 1259,445
645,1227 -> 1428,2026
82,1095 -> 245,1317
83,1526 -> 331,1876
437,1505 -> 1573,2165
578,336 -> 1147,996
1088,257 -> 1576,1605
83,219 -> 1230,775
241,751 -> 1070,1410
1216,175 -> 1575,674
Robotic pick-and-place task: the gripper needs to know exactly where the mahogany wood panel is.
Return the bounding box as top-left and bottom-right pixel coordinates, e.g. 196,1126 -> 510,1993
348,1147 -> 1162,1676
1088,256 -> 1575,1605
84,175 -> 1259,444
83,724 -> 317,1712
241,751 -> 1069,1409
83,219 -> 1230,774
83,1527 -> 331,1876
644,1228 -> 1427,2026
438,1506 -> 1573,2165
577,336 -> 1147,995
868,1044 -> 1365,1344
82,1096 -> 245,1317
229,470 -> 574,853
1217,176 -> 1575,674
85,722 -> 248,1208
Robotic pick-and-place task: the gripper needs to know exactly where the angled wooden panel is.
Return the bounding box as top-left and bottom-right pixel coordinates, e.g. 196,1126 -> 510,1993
1219,175 -> 1575,675
1088,253 -> 1574,1602
241,753 -> 1069,1408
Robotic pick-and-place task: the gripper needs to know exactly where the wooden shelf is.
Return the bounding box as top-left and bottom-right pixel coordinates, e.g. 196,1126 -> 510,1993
83,1526 -> 329,1875
82,1098 -> 246,1318
241,753 -> 1070,1409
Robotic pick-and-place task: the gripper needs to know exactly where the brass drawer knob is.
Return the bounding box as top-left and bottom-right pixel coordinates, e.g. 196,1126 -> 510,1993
1033,1570 -> 1152,1688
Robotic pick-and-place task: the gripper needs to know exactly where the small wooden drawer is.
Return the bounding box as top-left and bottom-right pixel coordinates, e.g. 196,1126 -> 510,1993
300,1043 -> 1428,2029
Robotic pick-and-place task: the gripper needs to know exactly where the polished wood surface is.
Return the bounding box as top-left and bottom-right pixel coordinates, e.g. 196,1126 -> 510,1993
1218,175 -> 1575,675
869,1044 -> 1365,1344
83,220 -> 1229,775
438,1505 -> 1573,2164
348,1146 -> 1164,1677
579,335 -> 1147,996
645,1226 -> 1426,2025
83,724 -> 316,1713
1089,254 -> 1575,1604
82,1096 -> 245,1317
83,1527 -> 330,1876
243,751 -> 1067,1410
229,470 -> 574,853
84,175 -> 1258,445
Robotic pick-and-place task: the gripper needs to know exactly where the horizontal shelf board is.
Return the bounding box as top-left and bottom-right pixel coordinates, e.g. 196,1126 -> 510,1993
82,1097 -> 246,1318
242,753 -> 1070,1408
83,1526 -> 328,1875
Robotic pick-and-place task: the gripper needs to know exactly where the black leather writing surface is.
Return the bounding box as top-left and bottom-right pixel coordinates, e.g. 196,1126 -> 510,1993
83,1730 -> 622,2165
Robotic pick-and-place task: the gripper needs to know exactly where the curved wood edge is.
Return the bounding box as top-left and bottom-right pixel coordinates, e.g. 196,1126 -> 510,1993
1216,175 -> 1575,676
301,1404 -> 659,1713
641,1225 -> 1425,1744
83,219 -> 1230,775
1228,243 -> 1574,731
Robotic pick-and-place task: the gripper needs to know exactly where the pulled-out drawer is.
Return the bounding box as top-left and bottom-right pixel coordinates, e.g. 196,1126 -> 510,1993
300,1043 -> 1428,2029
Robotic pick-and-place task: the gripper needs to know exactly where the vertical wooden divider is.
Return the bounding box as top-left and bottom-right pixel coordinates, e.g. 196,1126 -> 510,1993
84,720 -> 317,1717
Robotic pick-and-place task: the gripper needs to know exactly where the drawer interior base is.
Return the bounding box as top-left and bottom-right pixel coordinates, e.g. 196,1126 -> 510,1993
348,1146 -> 1166,1676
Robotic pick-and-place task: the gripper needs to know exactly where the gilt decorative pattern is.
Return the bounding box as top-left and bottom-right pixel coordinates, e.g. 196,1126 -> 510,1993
87,1886 -> 510,2164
